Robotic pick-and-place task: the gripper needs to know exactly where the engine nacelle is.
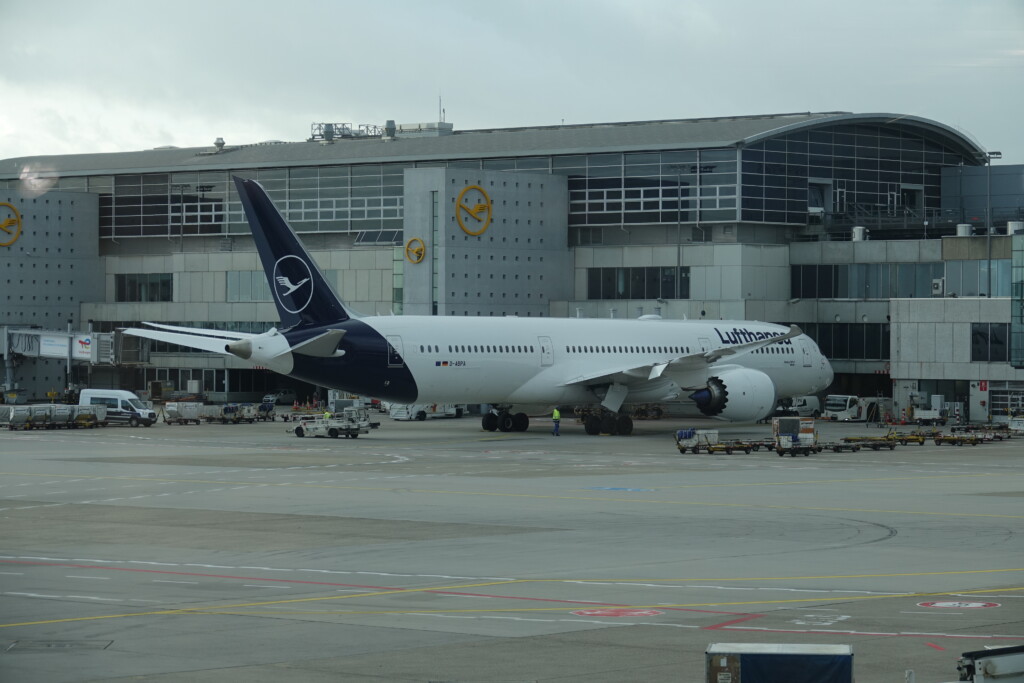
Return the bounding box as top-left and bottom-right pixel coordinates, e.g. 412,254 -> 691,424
688,367 -> 776,422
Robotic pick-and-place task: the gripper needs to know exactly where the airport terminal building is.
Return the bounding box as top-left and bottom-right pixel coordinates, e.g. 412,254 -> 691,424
3,111 -> 1024,420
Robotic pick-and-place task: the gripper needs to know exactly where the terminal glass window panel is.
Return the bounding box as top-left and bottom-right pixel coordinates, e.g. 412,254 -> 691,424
1012,235 -> 1024,367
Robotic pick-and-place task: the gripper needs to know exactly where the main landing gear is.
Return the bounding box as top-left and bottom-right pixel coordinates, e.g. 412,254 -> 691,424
481,406 -> 530,433
579,408 -> 634,436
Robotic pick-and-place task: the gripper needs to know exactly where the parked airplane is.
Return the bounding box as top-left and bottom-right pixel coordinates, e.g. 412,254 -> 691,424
124,177 -> 833,435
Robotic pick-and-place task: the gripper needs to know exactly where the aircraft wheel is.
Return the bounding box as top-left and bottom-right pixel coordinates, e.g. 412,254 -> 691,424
498,413 -> 515,432
481,413 -> 498,432
295,426 -> 305,438
599,415 -> 618,435
616,415 -> 633,436
584,415 -> 601,435
512,412 -> 529,432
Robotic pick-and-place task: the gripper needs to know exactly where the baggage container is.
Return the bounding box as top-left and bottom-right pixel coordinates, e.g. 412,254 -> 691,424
706,643 -> 852,683
164,402 -> 202,425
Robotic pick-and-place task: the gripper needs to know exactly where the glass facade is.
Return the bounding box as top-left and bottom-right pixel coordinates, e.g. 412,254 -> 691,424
58,165 -> 406,239
741,124 -> 970,225
586,266 -> 690,300
1013,234 -> 1024,368
800,322 -> 890,361
35,119 -> 977,243
560,150 -> 738,229
115,273 -> 173,302
971,323 -> 1009,362
793,260 -> 1010,299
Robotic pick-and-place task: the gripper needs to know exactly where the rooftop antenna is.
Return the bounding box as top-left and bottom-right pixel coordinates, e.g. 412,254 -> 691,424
438,95 -> 445,123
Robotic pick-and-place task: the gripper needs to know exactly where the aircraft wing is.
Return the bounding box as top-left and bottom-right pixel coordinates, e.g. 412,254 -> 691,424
561,325 -> 803,388
122,322 -> 260,356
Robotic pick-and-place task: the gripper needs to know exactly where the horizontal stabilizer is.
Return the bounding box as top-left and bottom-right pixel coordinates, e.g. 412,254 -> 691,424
141,322 -> 258,340
290,329 -> 347,357
122,327 -> 239,355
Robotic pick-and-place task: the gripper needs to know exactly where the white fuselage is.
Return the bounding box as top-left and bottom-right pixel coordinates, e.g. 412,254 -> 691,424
356,315 -> 832,406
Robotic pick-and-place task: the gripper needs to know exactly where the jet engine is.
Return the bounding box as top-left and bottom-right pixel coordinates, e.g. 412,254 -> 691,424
689,367 -> 776,422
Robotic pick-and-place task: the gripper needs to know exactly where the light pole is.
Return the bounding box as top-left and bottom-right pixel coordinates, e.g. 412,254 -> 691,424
985,151 -> 1002,296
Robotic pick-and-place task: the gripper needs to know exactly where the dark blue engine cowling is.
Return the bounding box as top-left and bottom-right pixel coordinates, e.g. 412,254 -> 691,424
689,368 -> 776,422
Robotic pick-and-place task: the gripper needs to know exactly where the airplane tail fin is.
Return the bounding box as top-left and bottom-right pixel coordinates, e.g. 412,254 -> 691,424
233,176 -> 350,329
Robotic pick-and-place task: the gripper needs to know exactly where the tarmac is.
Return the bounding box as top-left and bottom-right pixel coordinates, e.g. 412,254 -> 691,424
1,412 -> 1022,682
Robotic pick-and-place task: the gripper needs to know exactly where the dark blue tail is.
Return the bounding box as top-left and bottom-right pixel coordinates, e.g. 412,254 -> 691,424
233,176 -> 350,329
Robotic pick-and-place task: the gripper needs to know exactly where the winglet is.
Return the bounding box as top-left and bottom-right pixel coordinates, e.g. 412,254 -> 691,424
233,176 -> 350,329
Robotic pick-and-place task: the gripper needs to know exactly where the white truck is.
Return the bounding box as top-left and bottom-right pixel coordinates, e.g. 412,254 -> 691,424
290,407 -> 379,439
910,393 -> 948,426
389,403 -> 465,421
823,395 -> 891,422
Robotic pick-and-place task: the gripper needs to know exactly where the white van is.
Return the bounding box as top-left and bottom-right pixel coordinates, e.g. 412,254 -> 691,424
79,389 -> 157,427
790,396 -> 822,417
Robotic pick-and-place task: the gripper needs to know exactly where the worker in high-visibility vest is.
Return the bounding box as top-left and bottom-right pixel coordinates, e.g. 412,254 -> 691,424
551,407 -> 561,436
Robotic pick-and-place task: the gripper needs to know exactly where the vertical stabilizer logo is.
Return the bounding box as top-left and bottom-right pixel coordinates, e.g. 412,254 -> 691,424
272,255 -> 314,314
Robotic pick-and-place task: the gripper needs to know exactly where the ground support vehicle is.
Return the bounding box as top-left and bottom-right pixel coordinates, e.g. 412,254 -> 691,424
675,428 -> 718,454
818,441 -> 862,453
163,402 -> 202,425
256,402 -> 276,421
706,643 -> 852,683
71,405 -> 104,428
389,403 -> 465,421
772,416 -> 819,456
841,437 -> 895,451
714,439 -> 755,454
290,407 -> 379,439
889,430 -> 929,445
279,409 -> 321,422
200,403 -> 257,424
952,424 -> 1011,439
79,389 -> 157,427
934,433 -> 983,446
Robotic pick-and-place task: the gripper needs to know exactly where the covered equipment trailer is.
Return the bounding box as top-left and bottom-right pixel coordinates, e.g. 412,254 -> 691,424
706,643 -> 852,683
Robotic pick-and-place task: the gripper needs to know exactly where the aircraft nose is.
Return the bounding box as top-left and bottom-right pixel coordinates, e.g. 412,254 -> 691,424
821,358 -> 834,388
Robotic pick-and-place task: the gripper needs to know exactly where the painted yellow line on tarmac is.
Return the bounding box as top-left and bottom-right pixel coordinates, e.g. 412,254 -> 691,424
0,578 -> 525,629
4,583 -> 1021,627
2,470 -> 1023,519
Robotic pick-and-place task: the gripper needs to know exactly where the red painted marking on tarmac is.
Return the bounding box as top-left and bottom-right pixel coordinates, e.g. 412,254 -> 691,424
0,559 -> 751,614
926,642 -> 946,651
705,614 -> 764,629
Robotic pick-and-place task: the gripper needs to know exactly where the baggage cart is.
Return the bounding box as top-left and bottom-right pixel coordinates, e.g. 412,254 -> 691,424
164,402 -> 202,425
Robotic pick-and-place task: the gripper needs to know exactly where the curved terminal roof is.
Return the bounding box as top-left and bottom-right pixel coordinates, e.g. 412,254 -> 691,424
0,111 -> 988,178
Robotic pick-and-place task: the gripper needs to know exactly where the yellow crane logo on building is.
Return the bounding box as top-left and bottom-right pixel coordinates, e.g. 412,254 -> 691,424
0,203 -> 22,247
456,185 -> 492,236
405,237 -> 426,263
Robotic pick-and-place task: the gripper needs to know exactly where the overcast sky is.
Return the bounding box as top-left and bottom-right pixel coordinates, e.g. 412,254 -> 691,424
1,0 -> 1022,164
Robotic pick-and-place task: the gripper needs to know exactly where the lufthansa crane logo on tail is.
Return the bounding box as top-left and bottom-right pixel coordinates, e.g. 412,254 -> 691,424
272,255 -> 314,314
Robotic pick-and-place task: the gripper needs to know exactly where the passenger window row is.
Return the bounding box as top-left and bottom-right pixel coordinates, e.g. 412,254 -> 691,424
566,345 -> 690,354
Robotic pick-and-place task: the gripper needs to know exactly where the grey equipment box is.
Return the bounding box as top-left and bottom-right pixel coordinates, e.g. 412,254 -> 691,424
706,643 -> 853,683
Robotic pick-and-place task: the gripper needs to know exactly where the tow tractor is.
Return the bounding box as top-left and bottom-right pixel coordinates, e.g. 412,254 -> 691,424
289,407 -> 379,439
